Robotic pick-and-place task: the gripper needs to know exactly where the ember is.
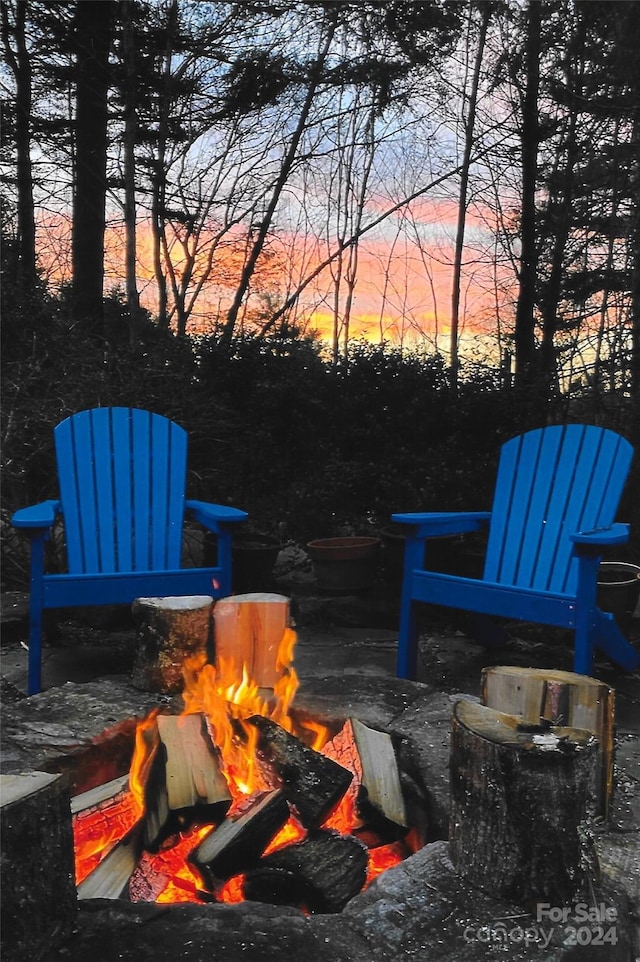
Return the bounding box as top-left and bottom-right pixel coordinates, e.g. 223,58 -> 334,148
73,599 -> 415,911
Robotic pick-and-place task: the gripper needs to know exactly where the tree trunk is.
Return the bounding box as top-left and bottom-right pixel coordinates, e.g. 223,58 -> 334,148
514,0 -> 541,390
450,2 -> 490,392
72,0 -> 115,330
221,9 -> 338,348
120,0 -> 140,338
0,1 -> 37,297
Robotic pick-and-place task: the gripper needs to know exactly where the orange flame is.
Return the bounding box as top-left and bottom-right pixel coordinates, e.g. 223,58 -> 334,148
74,624 -> 410,904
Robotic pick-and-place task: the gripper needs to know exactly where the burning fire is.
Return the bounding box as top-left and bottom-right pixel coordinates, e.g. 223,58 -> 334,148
74,624 -> 410,905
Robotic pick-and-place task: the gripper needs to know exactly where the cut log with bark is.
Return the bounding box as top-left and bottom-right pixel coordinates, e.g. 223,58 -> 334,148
77,822 -> 143,900
246,715 -> 353,828
243,829 -> 369,913
1,772 -> 77,960
189,789 -> 290,888
449,699 -> 599,906
213,593 -> 292,688
131,595 -> 214,694
481,666 -> 614,816
143,713 -> 231,850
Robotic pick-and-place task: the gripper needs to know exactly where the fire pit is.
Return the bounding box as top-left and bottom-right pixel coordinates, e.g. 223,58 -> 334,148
1,600 -> 638,962
73,604 -> 422,912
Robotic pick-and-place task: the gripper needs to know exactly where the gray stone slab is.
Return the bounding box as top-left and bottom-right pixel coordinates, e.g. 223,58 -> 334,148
292,674 -> 433,732
343,840 -> 635,961
386,691 -> 479,839
0,679 -> 160,793
42,899 -> 376,962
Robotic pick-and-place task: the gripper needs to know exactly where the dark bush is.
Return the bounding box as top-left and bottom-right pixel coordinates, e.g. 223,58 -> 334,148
3,292 -> 592,586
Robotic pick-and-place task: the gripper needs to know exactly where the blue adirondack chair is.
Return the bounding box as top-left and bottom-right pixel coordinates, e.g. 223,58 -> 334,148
11,408 -> 248,695
392,424 -> 639,680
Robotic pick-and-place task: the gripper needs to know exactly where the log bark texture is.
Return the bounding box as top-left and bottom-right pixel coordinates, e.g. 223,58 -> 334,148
131,595 -> 213,694
213,593 -> 291,688
1,772 -> 77,961
481,665 -> 614,816
243,829 -> 369,913
246,715 -> 353,828
449,699 -> 599,906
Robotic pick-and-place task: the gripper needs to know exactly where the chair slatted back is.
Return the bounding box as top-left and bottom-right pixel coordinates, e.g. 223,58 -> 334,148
484,424 -> 633,594
55,408 -> 187,573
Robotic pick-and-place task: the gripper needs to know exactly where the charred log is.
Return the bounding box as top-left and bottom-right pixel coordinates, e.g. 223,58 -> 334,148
243,829 -> 369,913
246,715 -> 353,828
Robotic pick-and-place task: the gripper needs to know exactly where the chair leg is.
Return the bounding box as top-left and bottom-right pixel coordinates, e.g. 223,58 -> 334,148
216,528 -> 233,597
593,610 -> 640,671
27,534 -> 46,695
396,596 -> 419,680
573,624 -> 595,677
396,537 -> 425,680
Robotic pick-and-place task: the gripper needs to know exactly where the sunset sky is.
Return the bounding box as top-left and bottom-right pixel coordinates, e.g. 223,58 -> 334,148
35,191 -> 514,361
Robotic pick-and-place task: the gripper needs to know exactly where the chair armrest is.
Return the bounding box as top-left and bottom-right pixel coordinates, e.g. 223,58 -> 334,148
186,500 -> 248,533
391,511 -> 491,537
11,499 -> 61,530
571,523 -> 629,549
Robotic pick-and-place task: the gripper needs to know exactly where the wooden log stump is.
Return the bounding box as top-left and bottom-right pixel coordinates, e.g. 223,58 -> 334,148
481,666 -> 614,816
1,772 -> 77,962
449,699 -> 599,907
131,595 -> 213,693
213,593 -> 292,689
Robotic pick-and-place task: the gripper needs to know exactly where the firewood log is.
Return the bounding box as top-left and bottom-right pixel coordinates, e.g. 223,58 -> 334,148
189,790 -> 290,888
245,715 -> 353,828
77,823 -> 143,900
243,829 -> 369,913
132,595 -> 213,694
213,593 -> 292,688
143,713 -> 231,850
351,717 -> 407,828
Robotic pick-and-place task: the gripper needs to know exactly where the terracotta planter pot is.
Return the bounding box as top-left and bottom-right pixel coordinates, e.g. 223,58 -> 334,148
306,537 -> 380,593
